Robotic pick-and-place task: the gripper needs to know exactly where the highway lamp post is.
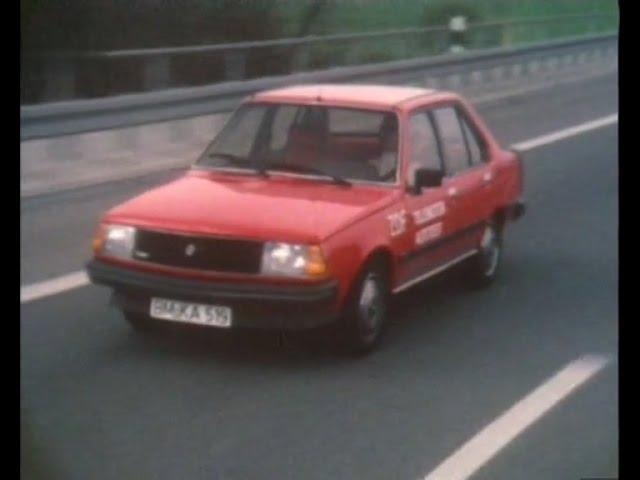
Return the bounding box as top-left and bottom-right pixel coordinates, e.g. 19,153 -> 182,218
449,15 -> 468,53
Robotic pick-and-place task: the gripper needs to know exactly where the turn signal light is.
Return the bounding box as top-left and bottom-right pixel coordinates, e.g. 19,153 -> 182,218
92,225 -> 106,254
304,245 -> 328,278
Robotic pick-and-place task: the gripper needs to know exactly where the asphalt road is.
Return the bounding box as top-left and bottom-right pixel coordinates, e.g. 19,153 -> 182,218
21,72 -> 618,479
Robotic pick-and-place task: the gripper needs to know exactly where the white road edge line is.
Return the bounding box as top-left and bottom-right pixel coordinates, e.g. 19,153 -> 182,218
472,68 -> 617,107
421,354 -> 611,480
512,113 -> 617,152
20,113 -> 619,304
21,271 -> 89,304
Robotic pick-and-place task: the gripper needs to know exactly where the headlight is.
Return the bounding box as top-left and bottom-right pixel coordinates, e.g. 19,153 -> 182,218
93,224 -> 136,259
261,242 -> 328,278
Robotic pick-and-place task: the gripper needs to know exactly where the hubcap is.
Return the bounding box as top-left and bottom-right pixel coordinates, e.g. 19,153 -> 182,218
480,225 -> 500,277
358,273 -> 383,337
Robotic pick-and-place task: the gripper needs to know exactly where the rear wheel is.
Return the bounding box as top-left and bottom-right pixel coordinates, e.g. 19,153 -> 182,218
467,221 -> 502,288
342,259 -> 390,354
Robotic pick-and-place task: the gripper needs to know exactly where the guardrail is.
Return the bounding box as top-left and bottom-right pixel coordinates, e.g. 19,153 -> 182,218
21,32 -> 617,197
21,13 -> 616,105
21,33 -> 618,141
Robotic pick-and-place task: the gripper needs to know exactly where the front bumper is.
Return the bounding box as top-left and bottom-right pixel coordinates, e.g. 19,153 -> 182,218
86,260 -> 340,330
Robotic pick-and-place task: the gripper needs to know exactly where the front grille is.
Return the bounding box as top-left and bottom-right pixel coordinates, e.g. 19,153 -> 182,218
133,229 -> 264,274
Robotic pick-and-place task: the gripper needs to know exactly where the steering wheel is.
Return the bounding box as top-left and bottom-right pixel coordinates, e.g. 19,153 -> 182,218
379,169 -> 396,181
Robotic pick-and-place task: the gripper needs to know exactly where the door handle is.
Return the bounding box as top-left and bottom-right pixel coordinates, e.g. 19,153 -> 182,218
447,186 -> 459,197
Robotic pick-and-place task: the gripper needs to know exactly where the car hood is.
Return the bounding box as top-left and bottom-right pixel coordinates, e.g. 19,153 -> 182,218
104,170 -> 400,243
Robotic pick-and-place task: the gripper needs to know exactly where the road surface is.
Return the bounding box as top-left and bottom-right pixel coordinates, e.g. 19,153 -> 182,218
21,71 -> 618,480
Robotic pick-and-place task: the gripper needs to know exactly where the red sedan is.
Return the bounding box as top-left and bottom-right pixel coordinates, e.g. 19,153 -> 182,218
87,84 -> 525,352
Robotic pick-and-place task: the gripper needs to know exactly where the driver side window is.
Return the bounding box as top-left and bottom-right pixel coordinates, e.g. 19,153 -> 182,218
432,106 -> 469,175
407,112 -> 442,187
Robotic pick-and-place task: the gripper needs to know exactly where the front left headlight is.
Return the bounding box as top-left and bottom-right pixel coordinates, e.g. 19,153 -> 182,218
261,242 -> 328,279
93,224 -> 136,259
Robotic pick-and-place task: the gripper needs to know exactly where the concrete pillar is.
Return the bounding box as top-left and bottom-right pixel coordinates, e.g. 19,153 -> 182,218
291,48 -> 311,72
42,55 -> 76,101
223,51 -> 246,81
143,55 -> 171,91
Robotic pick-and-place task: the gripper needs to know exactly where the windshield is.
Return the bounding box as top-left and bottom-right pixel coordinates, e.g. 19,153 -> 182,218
197,103 -> 399,183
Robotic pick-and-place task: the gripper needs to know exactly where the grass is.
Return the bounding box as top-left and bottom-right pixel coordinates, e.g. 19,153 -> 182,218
20,1 -> 619,103
274,0 -> 618,72
278,0 -> 618,35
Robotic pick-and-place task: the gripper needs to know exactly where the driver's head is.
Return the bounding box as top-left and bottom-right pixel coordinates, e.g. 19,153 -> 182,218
289,109 -> 324,145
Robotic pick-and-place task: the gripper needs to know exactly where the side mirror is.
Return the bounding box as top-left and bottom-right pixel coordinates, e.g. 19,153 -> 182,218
412,168 -> 444,193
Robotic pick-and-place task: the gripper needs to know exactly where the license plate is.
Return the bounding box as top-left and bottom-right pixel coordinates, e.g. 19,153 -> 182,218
149,297 -> 232,328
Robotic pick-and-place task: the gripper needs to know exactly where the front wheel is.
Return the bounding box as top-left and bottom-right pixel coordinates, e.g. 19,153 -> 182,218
467,222 -> 502,288
342,260 -> 390,354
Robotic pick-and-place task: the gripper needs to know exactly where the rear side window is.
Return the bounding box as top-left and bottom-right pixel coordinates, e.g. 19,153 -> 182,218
407,112 -> 442,185
432,107 -> 469,175
460,115 -> 485,165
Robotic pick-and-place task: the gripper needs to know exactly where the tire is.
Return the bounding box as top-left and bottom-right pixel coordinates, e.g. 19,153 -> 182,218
467,221 -> 502,288
342,258 -> 390,354
123,312 -> 154,332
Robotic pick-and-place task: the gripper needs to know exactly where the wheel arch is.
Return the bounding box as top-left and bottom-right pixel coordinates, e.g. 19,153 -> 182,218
339,245 -> 395,311
362,247 -> 394,281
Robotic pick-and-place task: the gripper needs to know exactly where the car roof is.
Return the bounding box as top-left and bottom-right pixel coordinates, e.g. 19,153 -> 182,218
250,84 -> 444,111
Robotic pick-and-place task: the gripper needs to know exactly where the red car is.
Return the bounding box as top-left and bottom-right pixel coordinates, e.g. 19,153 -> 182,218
87,85 -> 525,352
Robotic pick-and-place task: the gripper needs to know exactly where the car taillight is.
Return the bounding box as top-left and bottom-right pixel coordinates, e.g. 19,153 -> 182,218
508,148 -> 524,193
516,153 -> 524,193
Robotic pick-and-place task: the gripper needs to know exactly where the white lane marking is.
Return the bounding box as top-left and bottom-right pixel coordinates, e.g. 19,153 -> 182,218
472,68 -> 617,106
20,113 -> 618,303
20,271 -> 89,304
512,113 -> 618,152
421,354 -> 611,480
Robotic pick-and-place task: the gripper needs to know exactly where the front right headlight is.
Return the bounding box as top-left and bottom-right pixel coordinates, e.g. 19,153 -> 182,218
260,242 -> 328,279
93,224 -> 136,259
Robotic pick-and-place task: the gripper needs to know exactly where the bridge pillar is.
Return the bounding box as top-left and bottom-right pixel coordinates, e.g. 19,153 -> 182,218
42,56 -> 75,102
143,56 -> 171,91
223,51 -> 246,81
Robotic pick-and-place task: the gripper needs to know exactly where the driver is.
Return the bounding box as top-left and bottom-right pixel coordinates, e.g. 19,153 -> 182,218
368,117 -> 398,180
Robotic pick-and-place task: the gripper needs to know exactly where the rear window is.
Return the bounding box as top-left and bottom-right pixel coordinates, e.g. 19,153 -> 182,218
328,109 -> 387,134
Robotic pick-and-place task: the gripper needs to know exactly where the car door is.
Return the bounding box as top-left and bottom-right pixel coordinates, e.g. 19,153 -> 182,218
457,105 -> 498,225
398,109 -> 451,285
431,104 -> 493,255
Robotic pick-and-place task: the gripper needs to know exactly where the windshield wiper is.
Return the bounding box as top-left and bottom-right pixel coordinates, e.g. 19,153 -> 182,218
204,152 -> 268,177
260,162 -> 351,187
207,152 -> 245,162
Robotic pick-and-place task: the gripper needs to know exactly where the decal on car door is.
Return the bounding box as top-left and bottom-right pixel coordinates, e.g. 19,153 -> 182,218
411,200 -> 446,226
387,210 -> 408,237
415,222 -> 443,246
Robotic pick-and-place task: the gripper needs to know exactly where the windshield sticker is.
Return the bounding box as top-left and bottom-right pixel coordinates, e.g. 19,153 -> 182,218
387,210 -> 407,237
412,201 -> 446,226
416,222 -> 443,246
